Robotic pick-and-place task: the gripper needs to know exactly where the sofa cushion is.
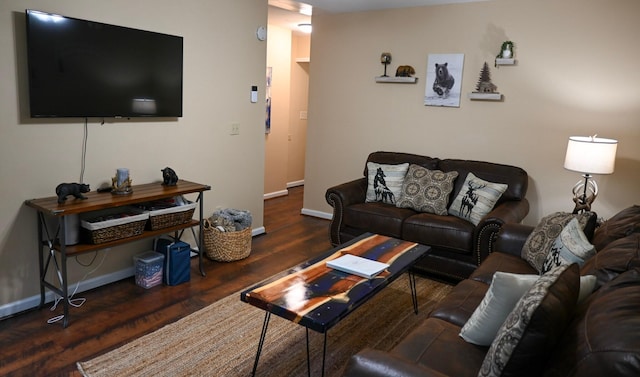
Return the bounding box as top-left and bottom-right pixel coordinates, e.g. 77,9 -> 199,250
396,165 -> 458,215
448,173 -> 508,226
479,264 -> 579,377
580,233 -> 640,290
364,151 -> 440,177
391,318 -> 488,377
541,218 -> 596,274
365,162 -> 409,205
592,205 -> 640,251
460,272 -> 539,346
522,212 -> 596,273
542,269 -> 640,377
343,202 -> 416,239
402,213 -> 475,253
429,279 -> 489,327
470,252 -> 538,285
439,159 -> 528,203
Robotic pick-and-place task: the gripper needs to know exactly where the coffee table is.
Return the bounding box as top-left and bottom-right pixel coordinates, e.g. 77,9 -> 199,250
240,233 -> 430,377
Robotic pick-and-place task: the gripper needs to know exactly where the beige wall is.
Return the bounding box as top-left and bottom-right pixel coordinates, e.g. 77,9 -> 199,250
264,24 -> 292,196
303,0 -> 640,225
288,34 -> 310,185
264,25 -> 310,197
0,0 -> 267,313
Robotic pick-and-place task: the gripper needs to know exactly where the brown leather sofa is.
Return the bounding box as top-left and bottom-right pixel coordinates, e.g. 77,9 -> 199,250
325,151 -> 529,281
342,206 -> 640,377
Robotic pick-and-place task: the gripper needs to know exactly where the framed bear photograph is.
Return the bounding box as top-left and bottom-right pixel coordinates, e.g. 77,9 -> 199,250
424,53 -> 464,108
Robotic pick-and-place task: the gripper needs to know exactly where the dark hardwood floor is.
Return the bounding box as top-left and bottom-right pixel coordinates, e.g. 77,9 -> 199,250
0,186 -> 332,377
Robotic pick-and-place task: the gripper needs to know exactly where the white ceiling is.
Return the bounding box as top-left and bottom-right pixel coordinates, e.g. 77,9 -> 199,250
268,0 -> 489,31
293,0 -> 490,14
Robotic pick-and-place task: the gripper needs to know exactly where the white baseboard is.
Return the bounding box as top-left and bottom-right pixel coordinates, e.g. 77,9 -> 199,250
287,180 -> 304,188
252,226 -> 266,236
301,208 -> 333,220
263,189 -> 288,200
264,181 -> 305,200
0,267 -> 134,320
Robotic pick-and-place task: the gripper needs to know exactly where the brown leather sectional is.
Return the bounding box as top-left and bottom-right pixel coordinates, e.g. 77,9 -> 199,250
342,206 -> 640,377
325,151 -> 529,281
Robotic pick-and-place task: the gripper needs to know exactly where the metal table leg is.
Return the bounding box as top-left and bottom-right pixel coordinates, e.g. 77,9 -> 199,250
251,312 -> 271,377
198,192 -> 205,276
305,328 -> 328,377
409,271 -> 418,314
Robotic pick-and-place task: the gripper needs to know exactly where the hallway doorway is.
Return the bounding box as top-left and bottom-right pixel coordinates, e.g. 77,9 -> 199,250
264,4 -> 311,199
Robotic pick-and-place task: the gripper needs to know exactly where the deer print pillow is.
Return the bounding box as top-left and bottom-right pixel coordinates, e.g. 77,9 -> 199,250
365,162 -> 410,205
448,172 -> 508,225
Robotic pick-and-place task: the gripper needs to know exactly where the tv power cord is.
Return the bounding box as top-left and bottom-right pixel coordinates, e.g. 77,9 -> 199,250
47,249 -> 108,324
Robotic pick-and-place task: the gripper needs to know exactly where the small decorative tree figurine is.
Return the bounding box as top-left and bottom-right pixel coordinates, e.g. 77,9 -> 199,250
474,62 -> 498,93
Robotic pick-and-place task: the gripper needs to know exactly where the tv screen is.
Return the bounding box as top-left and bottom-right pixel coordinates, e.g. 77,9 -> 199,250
25,9 -> 183,118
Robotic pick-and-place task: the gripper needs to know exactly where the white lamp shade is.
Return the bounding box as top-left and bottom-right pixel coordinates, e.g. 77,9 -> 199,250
564,136 -> 618,174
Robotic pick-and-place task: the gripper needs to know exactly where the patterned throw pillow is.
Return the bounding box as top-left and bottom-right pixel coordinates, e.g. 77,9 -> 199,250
365,162 -> 409,205
479,264 -> 579,377
522,212 -> 594,273
395,164 -> 458,215
448,173 -> 508,225
460,273 -> 597,346
541,218 -> 596,274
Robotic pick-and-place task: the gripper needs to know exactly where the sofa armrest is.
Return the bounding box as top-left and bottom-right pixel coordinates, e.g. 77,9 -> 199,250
475,199 -> 530,263
493,223 -> 535,257
342,349 -> 449,377
326,178 -> 368,245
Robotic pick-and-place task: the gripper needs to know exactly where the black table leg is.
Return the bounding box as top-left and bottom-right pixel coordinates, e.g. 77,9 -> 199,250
251,311 -> 271,377
409,271 -> 418,314
321,331 -> 327,377
305,328 -> 328,377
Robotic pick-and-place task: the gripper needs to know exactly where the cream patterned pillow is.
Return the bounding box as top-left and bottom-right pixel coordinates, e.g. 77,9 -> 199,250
396,164 -> 458,215
522,212 -> 594,273
365,162 -> 409,205
541,218 -> 596,274
448,173 -> 507,225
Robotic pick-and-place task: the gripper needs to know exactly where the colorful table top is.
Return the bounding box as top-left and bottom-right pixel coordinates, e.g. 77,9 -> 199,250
240,233 -> 430,333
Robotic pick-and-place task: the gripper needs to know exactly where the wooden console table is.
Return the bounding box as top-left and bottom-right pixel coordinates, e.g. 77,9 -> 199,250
25,180 -> 211,327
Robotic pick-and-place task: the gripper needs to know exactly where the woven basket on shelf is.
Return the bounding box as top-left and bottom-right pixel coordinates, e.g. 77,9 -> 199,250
146,202 -> 197,230
82,219 -> 147,244
203,219 -> 252,262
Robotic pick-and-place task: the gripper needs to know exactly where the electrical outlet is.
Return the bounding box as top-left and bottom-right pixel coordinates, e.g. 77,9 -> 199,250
230,122 -> 240,135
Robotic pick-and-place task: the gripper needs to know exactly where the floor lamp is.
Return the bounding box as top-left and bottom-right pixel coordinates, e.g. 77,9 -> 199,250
563,136 -> 618,214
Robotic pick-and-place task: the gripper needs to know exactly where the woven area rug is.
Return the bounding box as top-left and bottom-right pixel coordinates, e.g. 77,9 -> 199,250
77,275 -> 451,377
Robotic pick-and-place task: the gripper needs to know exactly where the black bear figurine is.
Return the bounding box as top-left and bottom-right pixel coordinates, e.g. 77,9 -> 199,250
56,183 -> 90,204
161,167 -> 178,186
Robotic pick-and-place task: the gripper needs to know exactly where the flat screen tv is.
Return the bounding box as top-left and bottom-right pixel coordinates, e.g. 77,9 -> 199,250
25,9 -> 183,118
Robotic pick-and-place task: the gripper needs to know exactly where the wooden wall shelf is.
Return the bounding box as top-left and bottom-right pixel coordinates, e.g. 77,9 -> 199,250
468,92 -> 503,101
495,58 -> 516,66
375,76 -> 418,84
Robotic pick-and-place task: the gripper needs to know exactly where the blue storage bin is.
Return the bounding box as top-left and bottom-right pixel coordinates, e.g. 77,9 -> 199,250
155,239 -> 191,286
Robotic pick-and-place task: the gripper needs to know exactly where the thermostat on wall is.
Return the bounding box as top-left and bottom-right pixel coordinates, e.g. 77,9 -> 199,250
256,26 -> 267,41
